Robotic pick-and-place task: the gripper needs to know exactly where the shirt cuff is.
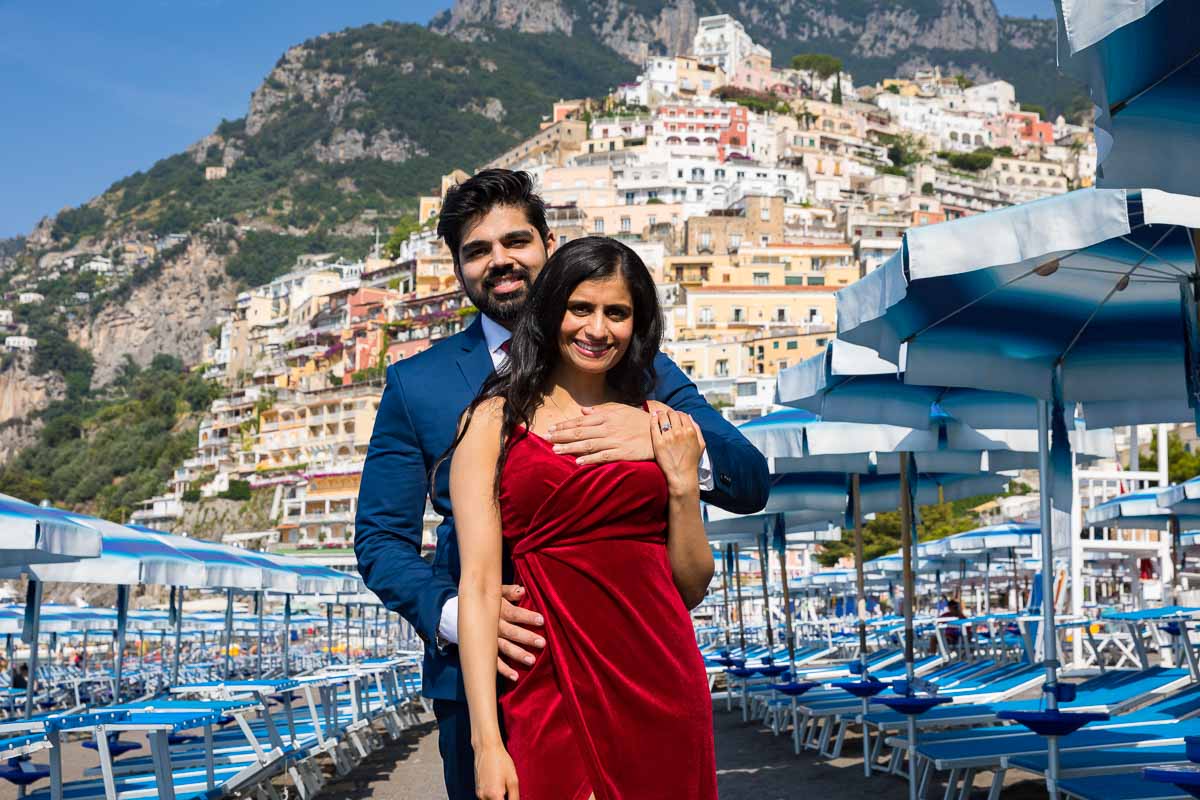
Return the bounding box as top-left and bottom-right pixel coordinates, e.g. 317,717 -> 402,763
698,448 -> 715,492
437,595 -> 459,648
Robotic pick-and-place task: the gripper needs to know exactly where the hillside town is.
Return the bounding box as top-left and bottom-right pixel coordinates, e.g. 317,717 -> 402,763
121,14 -> 1097,574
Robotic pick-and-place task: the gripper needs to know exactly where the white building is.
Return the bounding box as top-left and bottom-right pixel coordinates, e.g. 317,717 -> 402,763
692,14 -> 767,78
5,336 -> 37,351
17,292 -> 44,305
963,81 -> 1018,116
0,310 -> 12,326
82,256 -> 116,275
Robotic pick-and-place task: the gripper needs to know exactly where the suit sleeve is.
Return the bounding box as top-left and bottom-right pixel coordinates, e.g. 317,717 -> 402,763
354,364 -> 458,645
652,352 -> 770,515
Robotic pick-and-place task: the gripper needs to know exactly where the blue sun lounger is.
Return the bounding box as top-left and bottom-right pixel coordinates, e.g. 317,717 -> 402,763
1058,772 -> 1190,800
896,672 -> 1200,799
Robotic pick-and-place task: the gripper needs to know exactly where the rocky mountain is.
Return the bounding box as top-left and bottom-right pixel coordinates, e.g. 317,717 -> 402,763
432,0 -> 1085,117
0,22 -> 635,401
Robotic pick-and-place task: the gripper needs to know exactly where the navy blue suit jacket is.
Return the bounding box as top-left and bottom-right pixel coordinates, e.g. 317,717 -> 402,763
354,317 -> 769,701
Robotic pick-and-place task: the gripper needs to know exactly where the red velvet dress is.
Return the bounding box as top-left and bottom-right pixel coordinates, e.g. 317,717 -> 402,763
497,427 -> 717,800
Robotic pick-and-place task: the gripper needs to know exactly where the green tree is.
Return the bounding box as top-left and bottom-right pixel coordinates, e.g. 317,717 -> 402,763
383,214 -> 425,259
790,53 -> 843,79
1139,432 -> 1200,484
816,491 -> 1003,568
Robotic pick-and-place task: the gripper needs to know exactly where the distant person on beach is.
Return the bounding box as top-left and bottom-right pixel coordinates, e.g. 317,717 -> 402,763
356,169 -> 769,799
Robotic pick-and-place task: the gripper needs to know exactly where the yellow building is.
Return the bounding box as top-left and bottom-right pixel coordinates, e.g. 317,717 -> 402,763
663,242 -> 856,289
540,165 -> 618,208
686,196 -> 786,256
744,328 -> 834,376
679,285 -> 837,337
664,337 -> 747,381
418,169 -> 471,225
253,383 -> 382,473
278,470 -> 362,550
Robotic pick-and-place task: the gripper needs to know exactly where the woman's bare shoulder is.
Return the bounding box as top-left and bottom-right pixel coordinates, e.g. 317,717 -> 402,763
459,396 -> 506,439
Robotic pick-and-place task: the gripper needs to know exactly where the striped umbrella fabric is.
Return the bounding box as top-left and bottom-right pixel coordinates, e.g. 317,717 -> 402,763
17,513 -> 207,587
837,188 -> 1200,430
1055,0 -> 1198,195
128,525 -> 297,593
0,497 -> 101,567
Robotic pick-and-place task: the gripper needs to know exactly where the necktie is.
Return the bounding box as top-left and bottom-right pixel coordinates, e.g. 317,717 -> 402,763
499,339 -> 512,355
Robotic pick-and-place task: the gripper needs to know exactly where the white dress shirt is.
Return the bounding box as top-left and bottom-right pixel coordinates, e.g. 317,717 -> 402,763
438,315 -> 714,645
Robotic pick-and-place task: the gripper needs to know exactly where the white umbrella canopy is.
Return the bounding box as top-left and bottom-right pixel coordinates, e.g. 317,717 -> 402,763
0,498 -> 101,568
837,188 -> 1200,430
129,525 -> 297,593
1054,0 -> 1198,196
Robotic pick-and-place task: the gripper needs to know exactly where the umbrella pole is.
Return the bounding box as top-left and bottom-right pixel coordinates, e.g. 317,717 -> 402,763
985,552 -> 992,615
776,530 -> 796,672
113,584 -> 128,706
282,595 -> 292,678
1171,516 -> 1182,605
721,544 -> 733,651
326,603 -> 334,665
757,532 -> 775,657
172,588 -> 183,686
733,544 -> 747,653
23,580 -> 43,719
899,452 -> 916,684
222,588 -> 234,680
255,591 -> 264,679
852,475 -> 874,778
344,604 -> 352,661
1036,400 -> 1061,798
852,474 -> 868,673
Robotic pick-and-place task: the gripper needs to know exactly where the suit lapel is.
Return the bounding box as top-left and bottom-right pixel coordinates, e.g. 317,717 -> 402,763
456,317 -> 495,394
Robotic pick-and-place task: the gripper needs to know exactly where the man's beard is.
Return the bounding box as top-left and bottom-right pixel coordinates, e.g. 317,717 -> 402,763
467,267 -> 532,324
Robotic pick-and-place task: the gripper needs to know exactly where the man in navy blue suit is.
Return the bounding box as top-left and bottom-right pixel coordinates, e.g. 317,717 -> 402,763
355,169 -> 769,798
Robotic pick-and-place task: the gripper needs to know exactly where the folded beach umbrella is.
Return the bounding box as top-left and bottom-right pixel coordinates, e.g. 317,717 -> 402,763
1054,0 -> 1198,195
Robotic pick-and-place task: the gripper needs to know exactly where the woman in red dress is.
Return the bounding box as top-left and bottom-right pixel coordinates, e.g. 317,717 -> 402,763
449,236 -> 717,800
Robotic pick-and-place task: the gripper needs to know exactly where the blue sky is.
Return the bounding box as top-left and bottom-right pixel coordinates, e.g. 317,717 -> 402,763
0,0 -> 1053,239
0,0 -> 450,238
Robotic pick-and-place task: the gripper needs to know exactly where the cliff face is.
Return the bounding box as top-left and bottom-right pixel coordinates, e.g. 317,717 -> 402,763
0,365 -> 63,463
69,239 -> 236,387
432,0 -> 1064,104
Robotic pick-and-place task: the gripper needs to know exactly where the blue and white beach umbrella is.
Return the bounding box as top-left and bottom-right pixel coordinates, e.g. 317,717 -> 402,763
939,522 -> 1039,554
838,188 -> 1200,429
1054,0 -> 1198,196
1157,476 -> 1200,517
0,498 -> 101,568
837,186 -> 1200,797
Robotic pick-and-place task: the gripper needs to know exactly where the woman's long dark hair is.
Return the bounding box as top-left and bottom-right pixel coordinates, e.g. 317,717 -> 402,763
434,236 -> 664,499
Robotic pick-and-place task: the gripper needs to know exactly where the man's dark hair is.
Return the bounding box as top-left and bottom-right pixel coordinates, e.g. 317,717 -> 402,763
436,169 -> 550,268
